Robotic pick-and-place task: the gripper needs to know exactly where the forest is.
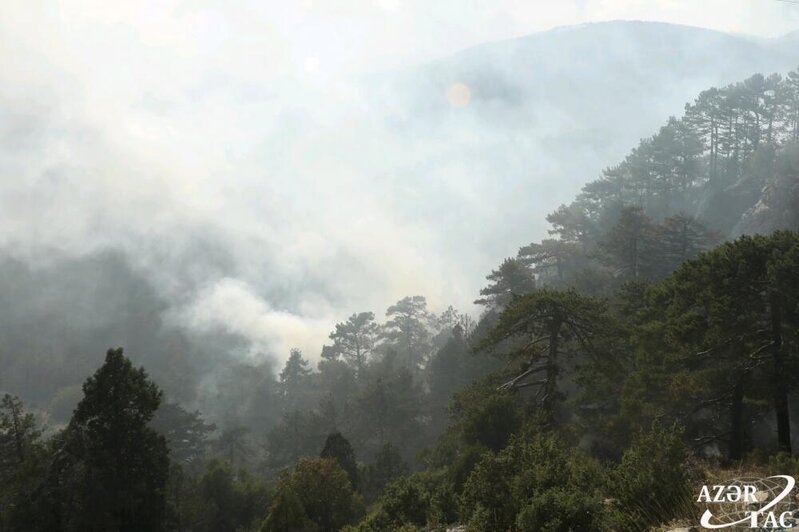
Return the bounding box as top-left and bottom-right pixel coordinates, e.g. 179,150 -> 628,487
3,65 -> 799,531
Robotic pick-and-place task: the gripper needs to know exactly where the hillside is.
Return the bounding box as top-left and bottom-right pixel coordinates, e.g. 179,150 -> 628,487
2,20 -> 798,419
366,21 -> 799,260
3,19 -> 799,532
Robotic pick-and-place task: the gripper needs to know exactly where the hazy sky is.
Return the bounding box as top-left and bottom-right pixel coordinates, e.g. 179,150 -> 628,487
2,1 -> 798,364
4,2 -> 798,80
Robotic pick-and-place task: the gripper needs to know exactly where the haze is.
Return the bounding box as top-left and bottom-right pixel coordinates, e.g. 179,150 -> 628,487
2,0 -> 799,367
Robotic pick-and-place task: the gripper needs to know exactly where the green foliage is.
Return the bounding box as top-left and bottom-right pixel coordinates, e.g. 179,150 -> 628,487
351,469 -> 455,530
261,487 -> 315,532
320,431 -> 359,490
0,395 -> 46,531
605,423 -> 694,531
465,504 -> 492,532
427,323 -> 499,432
280,348 -> 313,407
265,409 -> 330,474
460,432 -> 605,531
340,508 -> 392,532
447,443 -> 489,491
514,487 -> 604,532
212,427 -> 254,469
475,257 -> 536,308
480,289 -> 614,425
380,476 -> 429,527
355,368 -> 423,458
461,393 -> 520,452
8,66 -> 799,532
767,452 -> 799,477
361,442 -> 408,502
0,394 -> 42,472
151,402 -> 216,469
598,205 -> 658,280
63,347 -> 170,531
382,296 -> 434,370
323,312 -> 379,376
519,238 -> 583,287
263,457 -> 362,532
196,459 -> 269,532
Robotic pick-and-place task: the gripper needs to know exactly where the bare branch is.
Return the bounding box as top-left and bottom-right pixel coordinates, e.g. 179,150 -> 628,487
497,365 -> 549,391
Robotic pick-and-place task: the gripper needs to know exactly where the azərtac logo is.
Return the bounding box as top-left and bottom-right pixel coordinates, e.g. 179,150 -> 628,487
697,475 -> 799,529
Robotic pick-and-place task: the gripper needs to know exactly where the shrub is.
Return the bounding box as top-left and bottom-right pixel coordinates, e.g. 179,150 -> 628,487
381,476 -> 429,527
262,458 -> 363,532
462,393 -> 521,452
605,423 -> 694,531
515,487 -> 603,532
460,432 -> 605,531
768,452 -> 799,477
340,509 -> 392,532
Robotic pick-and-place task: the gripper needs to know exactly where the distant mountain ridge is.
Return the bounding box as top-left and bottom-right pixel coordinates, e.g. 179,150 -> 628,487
365,21 -> 799,265
1,20 -> 797,420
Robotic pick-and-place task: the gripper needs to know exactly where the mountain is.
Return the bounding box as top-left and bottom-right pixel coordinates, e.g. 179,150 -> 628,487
365,21 -> 799,263
2,20 -> 798,415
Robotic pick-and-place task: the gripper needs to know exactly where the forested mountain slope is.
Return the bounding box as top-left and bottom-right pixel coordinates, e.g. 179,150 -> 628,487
365,21 -> 799,261
2,24 -> 799,532
2,22 -> 798,423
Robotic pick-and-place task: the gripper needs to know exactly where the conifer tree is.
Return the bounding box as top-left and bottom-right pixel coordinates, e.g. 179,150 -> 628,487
65,347 -> 169,531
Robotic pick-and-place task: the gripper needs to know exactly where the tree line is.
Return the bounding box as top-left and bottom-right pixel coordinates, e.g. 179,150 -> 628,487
2,68 -> 799,531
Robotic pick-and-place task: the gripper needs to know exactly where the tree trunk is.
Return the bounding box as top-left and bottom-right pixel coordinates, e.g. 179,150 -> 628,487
729,374 -> 746,461
771,292 -> 793,455
542,322 -> 561,425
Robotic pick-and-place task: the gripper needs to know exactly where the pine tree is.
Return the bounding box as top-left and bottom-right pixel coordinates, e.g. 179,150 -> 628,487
279,348 -> 312,409
599,206 -> 657,280
648,232 -> 799,457
320,432 -> 358,490
362,442 -> 408,502
546,203 -> 594,247
0,395 -> 44,530
263,458 -> 360,532
518,238 -> 580,285
150,402 -> 215,469
654,214 -> 718,276
65,347 -> 170,531
480,290 -> 613,425
323,312 -> 379,376
382,296 -> 434,370
474,258 -> 535,309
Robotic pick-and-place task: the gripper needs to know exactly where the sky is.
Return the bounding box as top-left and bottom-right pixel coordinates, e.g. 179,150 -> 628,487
1,0 -> 798,364
7,2 -> 798,74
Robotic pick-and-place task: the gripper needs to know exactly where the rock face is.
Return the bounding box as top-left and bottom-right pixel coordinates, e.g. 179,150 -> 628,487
735,171 -> 799,237
748,184 -> 798,234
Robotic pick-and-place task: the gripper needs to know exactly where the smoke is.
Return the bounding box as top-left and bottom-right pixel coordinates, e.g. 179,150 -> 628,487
166,277 -> 334,360
1,2 -> 798,376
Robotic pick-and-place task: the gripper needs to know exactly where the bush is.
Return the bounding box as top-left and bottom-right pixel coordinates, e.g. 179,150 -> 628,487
459,449 -> 516,528
340,509 -> 391,532
605,423 -> 694,531
768,452 -> 799,477
262,458 -> 363,532
515,487 -> 603,532
261,488 -> 315,532
460,432 -> 605,531
361,442 -> 409,502
447,443 -> 488,490
465,505 -> 492,532
381,476 -> 429,527
429,482 -> 459,526
462,393 -> 521,452
199,460 -> 269,532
